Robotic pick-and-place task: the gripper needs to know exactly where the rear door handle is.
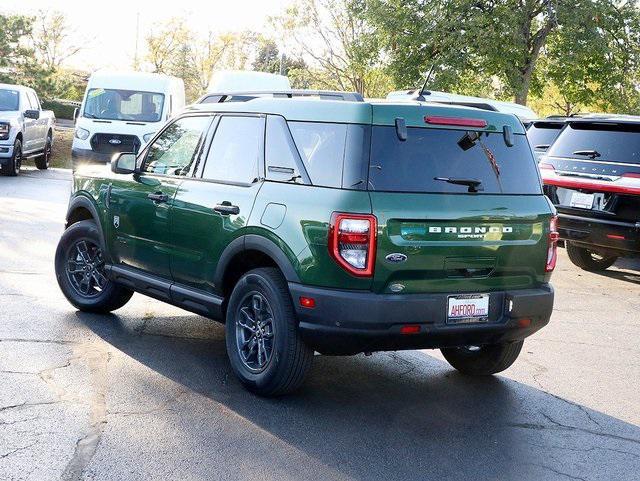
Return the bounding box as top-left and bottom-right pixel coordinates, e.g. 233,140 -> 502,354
147,192 -> 168,203
213,202 -> 240,215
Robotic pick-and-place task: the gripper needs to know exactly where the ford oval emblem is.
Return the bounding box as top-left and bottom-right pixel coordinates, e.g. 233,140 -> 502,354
109,138 -> 122,145
385,253 -> 407,263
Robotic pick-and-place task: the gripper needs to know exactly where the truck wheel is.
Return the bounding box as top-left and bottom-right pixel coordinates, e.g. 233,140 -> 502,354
1,139 -> 22,176
441,341 -> 524,375
566,242 -> 617,271
35,132 -> 52,170
225,267 -> 314,396
55,220 -> 133,313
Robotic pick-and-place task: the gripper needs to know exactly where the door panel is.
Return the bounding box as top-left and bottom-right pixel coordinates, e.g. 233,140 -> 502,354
108,175 -> 182,278
106,115 -> 213,278
169,114 -> 265,292
170,181 -> 261,291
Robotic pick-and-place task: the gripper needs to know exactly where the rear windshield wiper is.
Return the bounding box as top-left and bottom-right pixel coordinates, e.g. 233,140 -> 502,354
573,149 -> 601,159
434,177 -> 484,193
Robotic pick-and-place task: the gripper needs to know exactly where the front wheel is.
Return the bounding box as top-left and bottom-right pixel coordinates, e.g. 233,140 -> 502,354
1,139 -> 22,176
441,341 -> 524,375
566,242 -> 617,271
225,267 -> 314,396
55,220 -> 133,313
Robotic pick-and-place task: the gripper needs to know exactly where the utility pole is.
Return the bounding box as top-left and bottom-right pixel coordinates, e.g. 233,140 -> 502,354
133,12 -> 140,70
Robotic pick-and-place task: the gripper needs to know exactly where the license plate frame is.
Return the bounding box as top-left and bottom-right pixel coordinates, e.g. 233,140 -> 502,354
570,192 -> 595,209
446,294 -> 490,324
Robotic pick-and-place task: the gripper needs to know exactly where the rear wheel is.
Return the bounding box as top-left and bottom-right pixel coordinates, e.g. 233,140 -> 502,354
35,132 -> 52,170
225,267 -> 314,396
55,220 -> 133,313
1,139 -> 22,176
441,341 -> 524,375
566,242 -> 617,271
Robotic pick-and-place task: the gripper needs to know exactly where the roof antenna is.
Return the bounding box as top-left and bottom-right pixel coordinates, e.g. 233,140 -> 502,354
416,65 -> 434,101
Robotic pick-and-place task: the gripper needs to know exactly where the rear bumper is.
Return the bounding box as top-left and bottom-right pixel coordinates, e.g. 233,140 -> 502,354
558,212 -> 640,257
289,283 -> 554,355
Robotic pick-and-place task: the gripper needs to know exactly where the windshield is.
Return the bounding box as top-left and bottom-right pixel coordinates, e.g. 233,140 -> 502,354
0,89 -> 20,111
368,127 -> 541,194
546,122 -> 640,164
83,88 -> 164,122
527,122 -> 563,150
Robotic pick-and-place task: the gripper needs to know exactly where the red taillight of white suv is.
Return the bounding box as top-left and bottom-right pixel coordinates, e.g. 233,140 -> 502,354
546,215 -> 560,272
328,213 -> 377,277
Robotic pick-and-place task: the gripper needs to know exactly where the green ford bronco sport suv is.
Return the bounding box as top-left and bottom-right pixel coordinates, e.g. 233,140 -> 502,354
55,90 -> 556,396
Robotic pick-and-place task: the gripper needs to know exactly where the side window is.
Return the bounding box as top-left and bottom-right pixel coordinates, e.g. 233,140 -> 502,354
265,115 -> 308,183
201,116 -> 263,183
141,116 -> 210,176
28,92 -> 41,110
23,92 -> 34,110
288,121 -> 348,188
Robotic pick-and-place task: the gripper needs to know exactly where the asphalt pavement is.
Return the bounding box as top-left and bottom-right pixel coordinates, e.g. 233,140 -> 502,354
1,167 -> 639,481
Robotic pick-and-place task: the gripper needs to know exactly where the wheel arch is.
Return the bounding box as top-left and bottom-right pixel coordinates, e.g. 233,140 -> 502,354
215,235 -> 301,297
65,195 -> 107,251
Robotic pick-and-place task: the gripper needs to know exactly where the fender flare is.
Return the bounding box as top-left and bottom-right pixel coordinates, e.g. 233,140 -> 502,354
214,234 -> 301,289
65,195 -> 107,251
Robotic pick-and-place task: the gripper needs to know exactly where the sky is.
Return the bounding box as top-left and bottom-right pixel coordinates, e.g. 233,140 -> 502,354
2,0 -> 292,70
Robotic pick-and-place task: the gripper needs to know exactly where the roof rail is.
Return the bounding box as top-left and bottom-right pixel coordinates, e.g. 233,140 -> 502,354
198,90 -> 364,104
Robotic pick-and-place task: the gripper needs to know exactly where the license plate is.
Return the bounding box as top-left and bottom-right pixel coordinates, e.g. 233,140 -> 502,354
570,192 -> 594,209
447,294 -> 490,324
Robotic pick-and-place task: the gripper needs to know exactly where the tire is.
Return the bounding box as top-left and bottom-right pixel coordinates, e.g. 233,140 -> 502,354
441,340 -> 524,376
225,267 -> 314,396
1,139 -> 22,176
35,132 -> 52,170
566,242 -> 617,271
55,220 -> 133,313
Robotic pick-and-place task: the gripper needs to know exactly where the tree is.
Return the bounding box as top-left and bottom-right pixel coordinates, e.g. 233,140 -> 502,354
0,15 -> 35,77
31,10 -> 82,70
362,0 -> 640,108
272,0 -> 393,97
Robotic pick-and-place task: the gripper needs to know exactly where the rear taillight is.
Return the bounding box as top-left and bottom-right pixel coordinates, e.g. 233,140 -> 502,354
328,213 -> 377,277
546,215 -> 560,272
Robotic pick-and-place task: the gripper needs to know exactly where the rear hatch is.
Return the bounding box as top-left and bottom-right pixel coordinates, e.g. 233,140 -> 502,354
368,105 -> 553,294
541,120 -> 640,224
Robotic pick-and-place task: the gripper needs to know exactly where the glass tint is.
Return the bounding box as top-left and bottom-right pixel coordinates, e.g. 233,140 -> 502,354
368,127 -> 541,194
265,116 -> 305,183
546,122 -> 640,164
142,116 -> 210,176
83,88 -> 164,122
202,116 -> 262,183
0,89 -> 19,111
289,121 -> 347,188
527,122 -> 563,149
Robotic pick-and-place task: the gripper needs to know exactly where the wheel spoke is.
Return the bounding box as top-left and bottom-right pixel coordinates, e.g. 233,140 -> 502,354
91,270 -> 107,290
236,293 -> 274,372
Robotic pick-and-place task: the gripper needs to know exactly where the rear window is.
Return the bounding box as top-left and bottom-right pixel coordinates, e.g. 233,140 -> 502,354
527,122 -> 563,149
547,122 -> 640,164
368,127 -> 541,194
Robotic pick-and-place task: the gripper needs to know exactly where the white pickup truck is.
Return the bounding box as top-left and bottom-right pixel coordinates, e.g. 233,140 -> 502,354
0,84 -> 55,176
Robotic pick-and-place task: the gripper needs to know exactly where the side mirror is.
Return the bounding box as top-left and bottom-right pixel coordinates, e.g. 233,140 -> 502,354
111,152 -> 137,174
24,109 -> 40,120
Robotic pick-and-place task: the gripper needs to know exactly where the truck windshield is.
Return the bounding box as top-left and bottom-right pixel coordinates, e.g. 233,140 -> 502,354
0,89 -> 19,111
368,126 -> 541,194
83,88 -> 164,122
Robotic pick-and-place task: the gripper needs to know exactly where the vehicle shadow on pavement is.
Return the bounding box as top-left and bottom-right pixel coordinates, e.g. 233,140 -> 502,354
591,258 -> 640,285
76,312 -> 640,481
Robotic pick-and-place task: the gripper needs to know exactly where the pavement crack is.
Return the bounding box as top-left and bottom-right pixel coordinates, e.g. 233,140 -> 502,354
0,401 -> 59,413
60,344 -> 110,481
0,440 -> 39,459
526,462 -> 587,481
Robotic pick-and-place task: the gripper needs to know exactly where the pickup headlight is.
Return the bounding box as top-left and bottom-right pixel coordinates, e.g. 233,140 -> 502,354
143,132 -> 156,143
0,123 -> 9,141
75,127 -> 90,140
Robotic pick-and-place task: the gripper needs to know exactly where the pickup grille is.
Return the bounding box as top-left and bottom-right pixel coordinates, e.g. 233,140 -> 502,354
90,133 -> 140,155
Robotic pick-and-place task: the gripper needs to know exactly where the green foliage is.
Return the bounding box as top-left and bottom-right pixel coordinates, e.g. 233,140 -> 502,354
41,99 -> 77,119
